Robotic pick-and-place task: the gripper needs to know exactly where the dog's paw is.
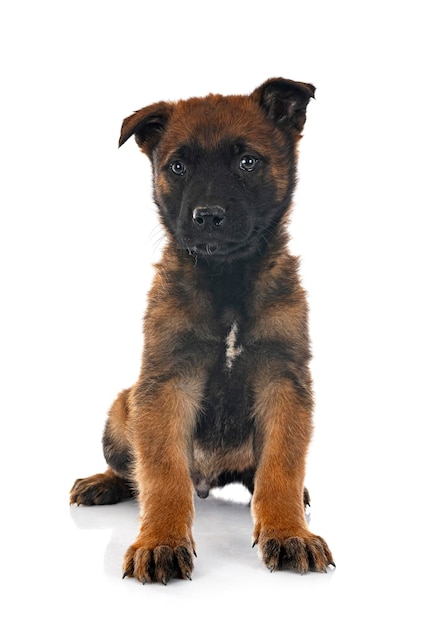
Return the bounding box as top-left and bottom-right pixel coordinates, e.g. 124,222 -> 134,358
70,472 -> 131,505
254,527 -> 334,574
123,536 -> 195,584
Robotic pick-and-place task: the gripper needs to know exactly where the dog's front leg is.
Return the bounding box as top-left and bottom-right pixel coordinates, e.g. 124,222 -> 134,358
123,376 -> 202,584
252,378 -> 334,573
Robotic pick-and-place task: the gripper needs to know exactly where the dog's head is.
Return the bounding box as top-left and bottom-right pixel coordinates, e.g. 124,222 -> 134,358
119,78 -> 315,262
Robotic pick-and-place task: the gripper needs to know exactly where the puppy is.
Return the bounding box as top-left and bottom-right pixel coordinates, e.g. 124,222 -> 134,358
70,78 -> 334,583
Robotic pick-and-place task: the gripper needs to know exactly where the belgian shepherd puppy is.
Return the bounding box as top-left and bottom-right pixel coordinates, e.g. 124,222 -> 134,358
70,78 -> 334,583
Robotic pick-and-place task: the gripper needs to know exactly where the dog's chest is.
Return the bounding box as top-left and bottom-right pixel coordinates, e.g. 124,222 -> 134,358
194,309 -> 253,451
224,320 -> 243,370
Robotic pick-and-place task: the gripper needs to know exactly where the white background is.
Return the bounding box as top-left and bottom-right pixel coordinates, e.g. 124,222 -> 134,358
1,1 -> 426,623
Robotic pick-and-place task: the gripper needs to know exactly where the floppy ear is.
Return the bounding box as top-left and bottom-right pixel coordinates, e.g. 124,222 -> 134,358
252,78 -> 315,134
118,101 -> 174,154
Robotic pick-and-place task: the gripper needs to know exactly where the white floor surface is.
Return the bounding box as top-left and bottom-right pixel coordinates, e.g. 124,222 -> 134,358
4,474 -> 424,625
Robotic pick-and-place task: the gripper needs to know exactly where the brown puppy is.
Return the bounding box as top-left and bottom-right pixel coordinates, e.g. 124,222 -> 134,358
70,78 -> 334,583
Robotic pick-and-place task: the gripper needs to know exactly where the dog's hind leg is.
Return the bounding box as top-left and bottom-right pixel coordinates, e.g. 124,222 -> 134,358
70,468 -> 133,505
70,388 -> 135,505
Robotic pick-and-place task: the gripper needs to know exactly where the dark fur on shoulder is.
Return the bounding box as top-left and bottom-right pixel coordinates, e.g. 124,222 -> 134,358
70,78 -> 334,583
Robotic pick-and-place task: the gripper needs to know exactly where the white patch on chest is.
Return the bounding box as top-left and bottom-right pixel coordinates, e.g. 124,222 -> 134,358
225,321 -> 243,370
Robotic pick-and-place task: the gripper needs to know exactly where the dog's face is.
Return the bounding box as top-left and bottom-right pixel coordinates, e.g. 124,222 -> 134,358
119,78 -> 315,261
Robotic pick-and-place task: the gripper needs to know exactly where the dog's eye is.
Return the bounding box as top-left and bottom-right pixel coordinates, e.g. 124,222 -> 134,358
239,155 -> 259,172
170,160 -> 186,176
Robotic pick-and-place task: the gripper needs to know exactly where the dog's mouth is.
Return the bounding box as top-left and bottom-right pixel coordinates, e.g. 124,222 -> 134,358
184,238 -> 255,260
190,242 -> 240,256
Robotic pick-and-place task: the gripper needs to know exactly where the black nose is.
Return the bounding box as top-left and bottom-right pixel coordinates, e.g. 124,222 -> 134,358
192,206 -> 226,229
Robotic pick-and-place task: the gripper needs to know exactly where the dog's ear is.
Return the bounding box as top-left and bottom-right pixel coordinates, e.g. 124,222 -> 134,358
252,78 -> 315,134
118,101 -> 174,155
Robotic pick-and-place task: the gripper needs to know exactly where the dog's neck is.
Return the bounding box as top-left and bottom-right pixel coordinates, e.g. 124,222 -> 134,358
161,221 -> 290,316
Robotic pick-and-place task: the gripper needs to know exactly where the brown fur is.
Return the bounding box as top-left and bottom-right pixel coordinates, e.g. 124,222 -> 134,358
70,78 -> 334,583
